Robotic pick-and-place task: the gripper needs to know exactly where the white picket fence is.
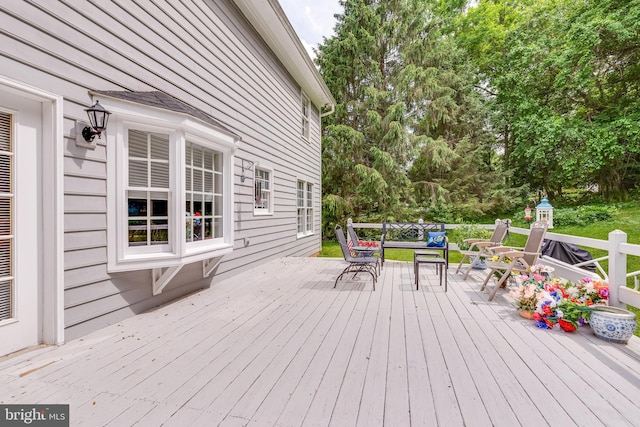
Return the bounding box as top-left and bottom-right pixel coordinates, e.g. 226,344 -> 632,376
347,218 -> 640,310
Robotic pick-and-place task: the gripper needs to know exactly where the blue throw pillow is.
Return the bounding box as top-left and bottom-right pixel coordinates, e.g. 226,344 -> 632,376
427,231 -> 446,248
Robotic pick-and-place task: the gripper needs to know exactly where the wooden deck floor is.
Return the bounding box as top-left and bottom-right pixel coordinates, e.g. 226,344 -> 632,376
1,257 -> 640,426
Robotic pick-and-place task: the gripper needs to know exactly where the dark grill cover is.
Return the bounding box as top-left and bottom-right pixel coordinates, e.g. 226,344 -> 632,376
540,240 -> 596,272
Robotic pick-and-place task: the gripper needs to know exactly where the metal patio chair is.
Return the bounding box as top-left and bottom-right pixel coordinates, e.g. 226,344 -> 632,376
334,225 -> 378,290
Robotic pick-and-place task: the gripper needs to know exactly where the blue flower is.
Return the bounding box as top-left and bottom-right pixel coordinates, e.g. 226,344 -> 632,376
536,320 -> 551,329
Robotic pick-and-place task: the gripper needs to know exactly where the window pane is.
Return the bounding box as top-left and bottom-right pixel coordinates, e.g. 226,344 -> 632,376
193,145 -> 203,168
129,160 -> 148,187
204,195 -> 213,216
150,134 -> 169,160
185,167 -> 192,192
204,151 -> 213,170
214,173 -> 223,194
150,161 -> 169,188
0,240 -> 10,277
297,208 -> 304,233
0,154 -> 11,193
214,218 -> 222,238
151,198 -> 168,217
193,169 -> 203,192
204,218 -> 213,240
193,215 -> 203,241
128,130 -> 148,158
204,171 -> 213,193
185,144 -> 192,166
214,195 -> 223,215
0,199 -> 10,235
185,218 -> 193,242
213,153 -> 222,171
150,220 -> 168,244
193,197 -> 203,216
128,198 -> 147,217
128,220 -> 147,246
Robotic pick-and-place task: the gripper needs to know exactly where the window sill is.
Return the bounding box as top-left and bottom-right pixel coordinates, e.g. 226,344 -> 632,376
108,244 -> 233,273
253,210 -> 273,216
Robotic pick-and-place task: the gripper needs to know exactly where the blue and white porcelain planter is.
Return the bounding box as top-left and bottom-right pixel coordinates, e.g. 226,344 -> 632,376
589,306 -> 637,344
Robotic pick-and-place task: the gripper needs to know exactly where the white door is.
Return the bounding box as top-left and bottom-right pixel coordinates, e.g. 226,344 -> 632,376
0,91 -> 42,355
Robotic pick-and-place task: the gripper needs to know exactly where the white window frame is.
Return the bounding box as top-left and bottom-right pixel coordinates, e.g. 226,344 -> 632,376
301,92 -> 310,141
106,98 -> 239,272
297,179 -> 314,237
253,164 -> 274,216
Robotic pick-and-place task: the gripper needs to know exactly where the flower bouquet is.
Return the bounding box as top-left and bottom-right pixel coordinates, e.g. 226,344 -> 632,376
563,278 -> 609,306
530,278 -> 608,332
509,276 -> 544,315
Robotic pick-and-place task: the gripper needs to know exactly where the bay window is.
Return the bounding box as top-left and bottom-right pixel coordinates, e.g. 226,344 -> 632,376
107,98 -> 238,272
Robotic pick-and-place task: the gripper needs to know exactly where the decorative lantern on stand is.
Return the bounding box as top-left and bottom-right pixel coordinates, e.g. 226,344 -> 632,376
535,197 -> 553,228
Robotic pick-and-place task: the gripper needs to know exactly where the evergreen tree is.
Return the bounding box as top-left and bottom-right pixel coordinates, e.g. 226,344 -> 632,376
318,0 -> 518,233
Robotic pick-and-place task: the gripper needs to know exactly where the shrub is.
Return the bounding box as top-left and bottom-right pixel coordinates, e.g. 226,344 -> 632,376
552,205 -> 616,227
453,224 -> 493,250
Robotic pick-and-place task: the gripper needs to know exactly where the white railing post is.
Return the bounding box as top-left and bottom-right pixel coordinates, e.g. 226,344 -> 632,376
347,218 -> 353,226
608,230 -> 627,308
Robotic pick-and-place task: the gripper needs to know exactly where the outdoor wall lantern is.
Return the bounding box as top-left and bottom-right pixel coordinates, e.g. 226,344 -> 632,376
82,100 -> 111,143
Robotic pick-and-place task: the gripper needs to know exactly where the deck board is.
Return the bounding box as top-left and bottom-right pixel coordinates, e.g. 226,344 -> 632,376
1,257 -> 639,426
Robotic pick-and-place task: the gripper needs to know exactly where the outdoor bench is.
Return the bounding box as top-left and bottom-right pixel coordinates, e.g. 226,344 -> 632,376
381,222 -> 449,268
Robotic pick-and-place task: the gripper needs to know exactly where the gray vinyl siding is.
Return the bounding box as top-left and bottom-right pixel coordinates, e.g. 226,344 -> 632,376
0,0 -> 324,341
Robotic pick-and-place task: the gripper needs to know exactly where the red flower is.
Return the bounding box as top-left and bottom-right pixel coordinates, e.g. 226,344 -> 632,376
558,319 -> 576,332
543,305 -> 552,315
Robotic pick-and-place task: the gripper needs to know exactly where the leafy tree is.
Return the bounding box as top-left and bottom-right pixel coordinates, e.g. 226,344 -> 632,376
457,0 -> 640,201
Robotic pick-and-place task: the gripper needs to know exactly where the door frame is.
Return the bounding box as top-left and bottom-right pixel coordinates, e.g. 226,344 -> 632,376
0,75 -> 64,346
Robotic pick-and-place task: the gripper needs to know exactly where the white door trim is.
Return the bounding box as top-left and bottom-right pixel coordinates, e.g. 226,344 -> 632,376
0,76 -> 64,346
